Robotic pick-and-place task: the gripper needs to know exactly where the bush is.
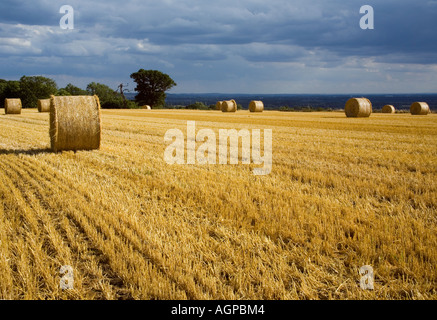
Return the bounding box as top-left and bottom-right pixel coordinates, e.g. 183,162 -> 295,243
56,88 -> 71,96
126,100 -> 139,109
86,82 -> 127,108
279,106 -> 293,112
19,76 -> 58,108
186,102 -> 209,110
0,80 -> 21,107
62,83 -> 88,96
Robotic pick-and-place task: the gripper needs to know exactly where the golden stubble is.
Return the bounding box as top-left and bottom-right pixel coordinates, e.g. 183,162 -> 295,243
0,108 -> 436,300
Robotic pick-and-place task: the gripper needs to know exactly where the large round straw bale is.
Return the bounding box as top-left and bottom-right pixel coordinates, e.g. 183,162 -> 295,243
410,102 -> 430,115
4,98 -> 22,114
141,105 -> 151,110
382,105 -> 395,114
345,98 -> 372,118
50,95 -> 102,152
215,101 -> 223,110
249,100 -> 264,112
37,99 -> 51,112
221,99 -> 237,112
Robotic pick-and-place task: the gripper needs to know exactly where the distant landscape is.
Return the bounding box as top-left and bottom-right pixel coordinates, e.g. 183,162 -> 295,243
125,93 -> 437,111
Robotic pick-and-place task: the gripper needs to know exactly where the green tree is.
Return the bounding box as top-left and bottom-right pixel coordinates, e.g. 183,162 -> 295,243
0,80 -> 21,108
56,88 -> 71,96
0,79 -> 8,107
0,80 -> 6,108
86,82 -> 126,108
19,76 -> 58,108
62,83 -> 88,95
0,79 -> 6,93
130,69 -> 176,108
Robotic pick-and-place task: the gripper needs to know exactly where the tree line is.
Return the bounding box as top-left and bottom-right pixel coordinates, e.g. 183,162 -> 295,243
0,69 -> 177,109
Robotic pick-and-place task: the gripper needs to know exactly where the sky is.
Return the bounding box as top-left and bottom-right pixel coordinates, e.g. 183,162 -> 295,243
0,0 -> 437,94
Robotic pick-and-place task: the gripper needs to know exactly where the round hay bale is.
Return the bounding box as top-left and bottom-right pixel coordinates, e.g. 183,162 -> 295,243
410,102 -> 430,115
249,100 -> 264,112
4,98 -> 22,114
50,95 -> 102,152
345,98 -> 372,118
215,101 -> 223,110
141,105 -> 151,110
37,99 -> 51,113
221,99 -> 237,112
382,105 -> 395,114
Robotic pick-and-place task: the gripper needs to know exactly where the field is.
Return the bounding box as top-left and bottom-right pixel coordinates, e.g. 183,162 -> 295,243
0,108 -> 436,300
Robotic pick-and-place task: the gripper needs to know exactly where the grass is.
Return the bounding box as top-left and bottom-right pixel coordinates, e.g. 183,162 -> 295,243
0,109 -> 436,299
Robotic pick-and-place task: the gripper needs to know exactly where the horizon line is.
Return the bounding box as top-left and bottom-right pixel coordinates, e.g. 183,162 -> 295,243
163,92 -> 437,96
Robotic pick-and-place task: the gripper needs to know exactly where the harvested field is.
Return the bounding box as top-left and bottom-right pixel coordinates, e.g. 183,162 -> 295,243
0,109 -> 436,300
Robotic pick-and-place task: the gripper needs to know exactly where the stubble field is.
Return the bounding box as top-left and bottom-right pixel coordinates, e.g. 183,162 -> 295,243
0,108 -> 436,300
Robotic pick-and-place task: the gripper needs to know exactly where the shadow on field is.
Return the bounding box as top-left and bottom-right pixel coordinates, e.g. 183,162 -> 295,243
0,148 -> 52,156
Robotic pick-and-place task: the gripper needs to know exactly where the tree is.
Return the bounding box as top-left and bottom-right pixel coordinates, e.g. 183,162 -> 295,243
130,69 -> 176,108
0,79 -> 6,93
56,88 -> 71,96
86,82 -> 127,108
0,80 -> 21,108
19,76 -> 58,108
62,83 -> 88,95
0,79 -> 7,107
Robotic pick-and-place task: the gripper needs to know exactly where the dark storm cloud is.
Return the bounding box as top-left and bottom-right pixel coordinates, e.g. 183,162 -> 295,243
0,0 -> 60,26
0,0 -> 436,92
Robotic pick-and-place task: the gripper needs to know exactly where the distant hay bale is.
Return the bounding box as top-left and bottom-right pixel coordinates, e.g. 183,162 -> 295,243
249,100 -> 264,112
141,105 -> 151,110
37,99 -> 51,112
382,105 -> 395,114
4,98 -> 22,114
215,101 -> 223,110
345,98 -> 372,118
50,95 -> 102,152
410,102 -> 430,115
221,99 -> 237,112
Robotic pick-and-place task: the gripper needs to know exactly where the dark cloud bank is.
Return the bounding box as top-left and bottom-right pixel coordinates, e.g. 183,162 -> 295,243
0,0 -> 436,93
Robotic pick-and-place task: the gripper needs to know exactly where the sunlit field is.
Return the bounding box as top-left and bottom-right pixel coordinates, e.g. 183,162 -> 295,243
0,108 -> 436,299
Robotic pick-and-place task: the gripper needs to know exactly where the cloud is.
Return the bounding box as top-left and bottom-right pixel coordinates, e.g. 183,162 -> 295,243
0,0 -> 436,93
